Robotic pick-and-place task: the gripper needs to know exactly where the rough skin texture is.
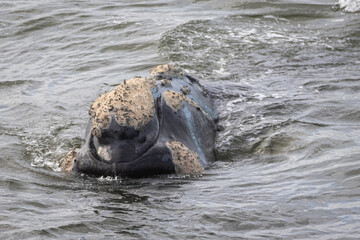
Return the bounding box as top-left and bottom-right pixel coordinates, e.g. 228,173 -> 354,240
89,77 -> 156,138
162,90 -> 202,112
166,141 -> 204,174
61,64 -> 217,177
60,149 -> 77,172
150,64 -> 181,77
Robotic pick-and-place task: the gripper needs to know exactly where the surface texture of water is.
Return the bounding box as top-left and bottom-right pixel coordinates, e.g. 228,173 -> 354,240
1,0 -> 360,239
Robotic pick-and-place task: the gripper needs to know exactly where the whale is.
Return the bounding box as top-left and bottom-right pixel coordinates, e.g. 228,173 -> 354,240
61,65 -> 218,177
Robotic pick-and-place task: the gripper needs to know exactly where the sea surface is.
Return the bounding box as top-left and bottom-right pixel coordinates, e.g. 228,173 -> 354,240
1,0 -> 360,239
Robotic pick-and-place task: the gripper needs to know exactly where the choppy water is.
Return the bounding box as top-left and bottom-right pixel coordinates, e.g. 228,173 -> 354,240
1,0 -> 360,239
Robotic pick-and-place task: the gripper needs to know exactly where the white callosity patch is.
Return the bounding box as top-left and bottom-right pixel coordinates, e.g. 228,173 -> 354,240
61,65 -> 209,173
166,141 -> 204,174
162,90 -> 202,112
150,64 -> 181,77
89,77 -> 156,138
60,149 -> 77,172
96,145 -> 112,162
162,90 -> 187,112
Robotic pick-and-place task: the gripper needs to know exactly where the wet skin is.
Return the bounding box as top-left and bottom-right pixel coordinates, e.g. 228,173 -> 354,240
63,65 -> 218,177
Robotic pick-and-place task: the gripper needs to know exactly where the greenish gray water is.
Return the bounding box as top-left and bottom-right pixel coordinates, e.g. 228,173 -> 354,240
1,0 -> 359,239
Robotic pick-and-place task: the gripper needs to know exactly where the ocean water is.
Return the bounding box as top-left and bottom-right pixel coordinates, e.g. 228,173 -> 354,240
0,0 -> 359,239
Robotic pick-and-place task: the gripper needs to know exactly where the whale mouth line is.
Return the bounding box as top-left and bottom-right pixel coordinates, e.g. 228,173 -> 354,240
88,98 -> 163,166
89,137 -> 105,163
88,136 -> 157,165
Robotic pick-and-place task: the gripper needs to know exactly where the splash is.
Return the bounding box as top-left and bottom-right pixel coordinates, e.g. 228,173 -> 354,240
97,175 -> 121,182
22,125 -> 83,172
335,0 -> 360,12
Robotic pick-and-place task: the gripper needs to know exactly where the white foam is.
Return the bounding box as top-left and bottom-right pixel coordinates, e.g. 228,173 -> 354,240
97,175 -> 120,182
30,146 -> 63,172
336,0 -> 360,12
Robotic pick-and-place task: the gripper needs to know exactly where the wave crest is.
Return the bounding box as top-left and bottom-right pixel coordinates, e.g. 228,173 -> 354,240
335,0 -> 360,12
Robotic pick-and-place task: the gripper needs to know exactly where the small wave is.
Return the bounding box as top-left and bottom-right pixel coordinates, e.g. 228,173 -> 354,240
92,20 -> 135,32
335,0 -> 360,12
0,80 -> 34,87
158,14 -> 350,81
15,16 -> 59,35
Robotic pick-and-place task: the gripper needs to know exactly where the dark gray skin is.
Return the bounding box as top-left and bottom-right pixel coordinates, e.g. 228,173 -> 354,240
66,65 -> 218,178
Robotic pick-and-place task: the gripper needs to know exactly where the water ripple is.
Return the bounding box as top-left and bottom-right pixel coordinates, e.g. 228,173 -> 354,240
1,0 -> 360,239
